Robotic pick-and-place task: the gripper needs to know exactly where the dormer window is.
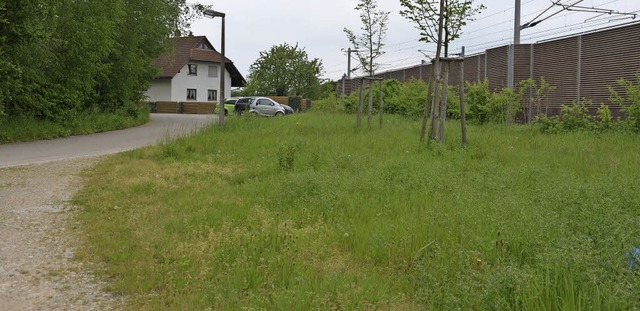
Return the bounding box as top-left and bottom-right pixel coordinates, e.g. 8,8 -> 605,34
188,64 -> 197,75
196,42 -> 214,50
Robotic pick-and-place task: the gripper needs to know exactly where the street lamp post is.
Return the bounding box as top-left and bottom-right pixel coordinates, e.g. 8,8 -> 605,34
203,9 -> 226,127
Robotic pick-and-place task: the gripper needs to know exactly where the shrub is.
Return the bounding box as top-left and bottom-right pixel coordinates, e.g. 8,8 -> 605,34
446,86 -> 461,119
466,79 -> 491,124
595,103 -> 613,131
559,100 -> 593,131
310,93 -> 345,113
489,87 -> 522,123
609,71 -> 640,131
535,115 -> 561,134
388,78 -> 427,117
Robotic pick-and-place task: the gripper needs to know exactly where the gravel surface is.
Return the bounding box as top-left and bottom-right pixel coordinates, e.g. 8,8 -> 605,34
0,157 -> 122,310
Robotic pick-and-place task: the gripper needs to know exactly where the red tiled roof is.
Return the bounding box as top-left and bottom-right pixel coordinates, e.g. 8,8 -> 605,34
153,36 -> 245,87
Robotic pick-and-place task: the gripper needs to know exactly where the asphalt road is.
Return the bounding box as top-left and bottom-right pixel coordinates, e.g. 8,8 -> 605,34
0,114 -> 216,168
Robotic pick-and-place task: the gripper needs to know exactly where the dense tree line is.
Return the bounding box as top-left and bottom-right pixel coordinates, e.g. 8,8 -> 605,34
0,0 -> 194,122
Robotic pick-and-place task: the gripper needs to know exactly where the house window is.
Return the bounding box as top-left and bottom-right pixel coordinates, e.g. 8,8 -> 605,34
208,89 -> 217,101
208,65 -> 219,78
187,89 -> 197,101
188,64 -> 197,75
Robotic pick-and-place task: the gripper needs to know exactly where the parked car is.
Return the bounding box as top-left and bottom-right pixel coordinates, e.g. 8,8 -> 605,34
281,104 -> 294,115
249,97 -> 286,116
234,97 -> 288,116
215,97 -> 241,115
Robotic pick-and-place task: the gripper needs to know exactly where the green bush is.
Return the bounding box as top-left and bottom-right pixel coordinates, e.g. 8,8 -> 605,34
595,103 -> 613,131
446,86 -> 461,119
466,79 -> 491,124
310,93 -> 345,113
535,114 -> 561,134
534,100 -> 628,133
489,87 -> 522,123
559,100 -> 593,131
609,71 -> 640,131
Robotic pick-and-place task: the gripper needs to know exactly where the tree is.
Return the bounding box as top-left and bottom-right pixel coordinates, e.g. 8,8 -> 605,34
0,0 -> 198,122
343,0 -> 389,77
400,0 -> 483,142
244,43 -> 323,99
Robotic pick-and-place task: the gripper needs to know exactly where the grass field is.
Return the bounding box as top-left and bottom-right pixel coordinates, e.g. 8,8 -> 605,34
74,113 -> 640,310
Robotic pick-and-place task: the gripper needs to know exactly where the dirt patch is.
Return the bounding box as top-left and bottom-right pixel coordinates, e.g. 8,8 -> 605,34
0,158 -> 121,310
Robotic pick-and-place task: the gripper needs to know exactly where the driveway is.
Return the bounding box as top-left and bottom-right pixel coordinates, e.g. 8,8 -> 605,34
0,113 -> 216,168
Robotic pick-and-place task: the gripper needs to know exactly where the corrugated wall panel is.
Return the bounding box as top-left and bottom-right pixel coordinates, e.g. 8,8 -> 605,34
405,66 -> 422,81
422,64 -> 434,84
486,46 -> 508,91
514,44 -> 533,119
388,69 -> 405,82
464,55 -> 482,84
513,44 -> 532,86
447,61 -> 462,88
581,23 -> 640,116
533,37 -> 579,115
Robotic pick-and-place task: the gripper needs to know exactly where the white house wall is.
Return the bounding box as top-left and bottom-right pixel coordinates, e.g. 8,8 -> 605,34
170,61 -> 232,102
145,79 -> 171,102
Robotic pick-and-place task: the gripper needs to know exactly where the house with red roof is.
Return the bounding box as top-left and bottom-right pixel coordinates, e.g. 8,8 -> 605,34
145,36 -> 245,103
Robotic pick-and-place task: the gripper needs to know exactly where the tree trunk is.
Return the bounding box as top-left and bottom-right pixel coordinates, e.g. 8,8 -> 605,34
357,79 -> 364,128
427,0 -> 446,143
368,80 -> 373,129
460,59 -> 467,145
438,61 -> 450,141
420,70 -> 435,142
428,74 -> 441,141
379,80 -> 384,128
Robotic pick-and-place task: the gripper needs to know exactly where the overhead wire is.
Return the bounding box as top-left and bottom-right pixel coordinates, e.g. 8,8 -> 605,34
330,0 -> 635,78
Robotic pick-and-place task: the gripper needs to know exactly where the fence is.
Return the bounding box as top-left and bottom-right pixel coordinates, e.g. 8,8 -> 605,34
340,22 -> 640,119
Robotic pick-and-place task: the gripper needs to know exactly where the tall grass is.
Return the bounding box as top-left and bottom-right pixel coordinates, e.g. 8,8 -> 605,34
74,113 -> 640,310
0,106 -> 150,143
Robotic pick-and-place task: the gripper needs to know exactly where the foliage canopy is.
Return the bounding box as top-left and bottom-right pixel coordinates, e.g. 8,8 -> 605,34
0,0 -> 199,122
243,43 -> 324,99
343,0 -> 390,77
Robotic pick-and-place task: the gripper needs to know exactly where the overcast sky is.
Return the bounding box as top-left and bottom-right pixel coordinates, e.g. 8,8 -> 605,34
188,0 -> 640,82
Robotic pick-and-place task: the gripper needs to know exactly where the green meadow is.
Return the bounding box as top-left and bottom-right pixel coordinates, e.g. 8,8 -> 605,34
74,113 -> 640,310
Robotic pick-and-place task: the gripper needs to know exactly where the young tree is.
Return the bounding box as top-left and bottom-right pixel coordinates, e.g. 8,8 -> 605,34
344,0 -> 389,128
343,0 -> 390,77
244,43 -> 323,99
400,0 -> 483,142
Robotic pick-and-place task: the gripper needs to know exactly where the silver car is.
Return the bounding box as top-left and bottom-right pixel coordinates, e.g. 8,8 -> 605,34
249,97 -> 286,116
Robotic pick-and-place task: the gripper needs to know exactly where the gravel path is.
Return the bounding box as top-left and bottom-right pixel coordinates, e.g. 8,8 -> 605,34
0,157 -> 121,310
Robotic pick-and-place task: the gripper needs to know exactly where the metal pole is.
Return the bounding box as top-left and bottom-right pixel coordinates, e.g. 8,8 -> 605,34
514,0 -> 521,44
347,48 -> 352,79
341,74 -> 346,107
460,47 -> 467,145
219,15 -> 226,127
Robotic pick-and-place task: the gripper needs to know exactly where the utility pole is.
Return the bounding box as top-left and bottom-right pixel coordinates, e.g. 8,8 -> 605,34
514,0 -> 521,44
459,46 -> 467,145
347,48 -> 353,79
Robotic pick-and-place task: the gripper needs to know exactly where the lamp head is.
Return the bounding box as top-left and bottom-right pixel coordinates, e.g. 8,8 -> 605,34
203,9 -> 225,18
